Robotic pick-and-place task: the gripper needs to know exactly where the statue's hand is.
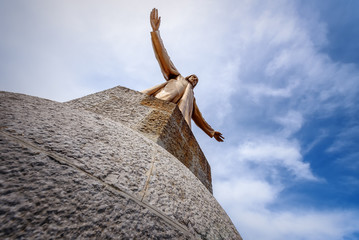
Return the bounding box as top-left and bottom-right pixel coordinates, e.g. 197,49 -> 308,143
213,131 -> 224,142
150,8 -> 161,31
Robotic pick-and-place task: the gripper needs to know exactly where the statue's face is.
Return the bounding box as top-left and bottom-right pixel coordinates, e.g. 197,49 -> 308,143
187,75 -> 198,88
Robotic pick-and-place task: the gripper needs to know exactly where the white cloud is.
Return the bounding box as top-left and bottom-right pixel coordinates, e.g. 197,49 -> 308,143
236,137 -> 316,180
244,81 -> 297,99
215,178 -> 281,210
274,110 -> 303,136
215,177 -> 359,240
237,209 -> 359,240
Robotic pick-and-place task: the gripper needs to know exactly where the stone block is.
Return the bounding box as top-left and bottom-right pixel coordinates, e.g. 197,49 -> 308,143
67,86 -> 212,192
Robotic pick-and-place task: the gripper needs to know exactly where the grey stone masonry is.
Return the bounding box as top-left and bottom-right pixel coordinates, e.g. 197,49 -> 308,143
0,90 -> 242,239
67,86 -> 212,193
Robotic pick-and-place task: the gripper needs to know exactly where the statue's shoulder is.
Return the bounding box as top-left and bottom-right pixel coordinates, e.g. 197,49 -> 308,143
176,75 -> 185,81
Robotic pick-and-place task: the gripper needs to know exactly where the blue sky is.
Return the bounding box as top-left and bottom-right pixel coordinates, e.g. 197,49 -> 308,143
1,1 -> 359,239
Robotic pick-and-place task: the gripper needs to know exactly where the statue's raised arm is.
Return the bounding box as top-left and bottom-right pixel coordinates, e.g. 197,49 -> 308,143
142,8 -> 224,142
150,8 -> 180,80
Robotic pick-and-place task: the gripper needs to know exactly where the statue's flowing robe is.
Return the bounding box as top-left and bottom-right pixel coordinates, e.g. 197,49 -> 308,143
141,30 -> 215,138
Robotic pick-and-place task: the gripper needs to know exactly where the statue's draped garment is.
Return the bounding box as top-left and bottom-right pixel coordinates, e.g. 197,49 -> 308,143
141,30 -> 215,138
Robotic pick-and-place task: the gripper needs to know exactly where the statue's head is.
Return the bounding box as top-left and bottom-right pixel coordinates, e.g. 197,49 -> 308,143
186,74 -> 198,88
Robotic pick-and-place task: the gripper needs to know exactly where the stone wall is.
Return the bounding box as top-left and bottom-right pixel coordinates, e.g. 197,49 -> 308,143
67,86 -> 212,193
0,90 -> 242,239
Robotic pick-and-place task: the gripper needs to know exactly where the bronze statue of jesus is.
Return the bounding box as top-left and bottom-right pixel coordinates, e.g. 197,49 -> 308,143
142,8 -> 224,142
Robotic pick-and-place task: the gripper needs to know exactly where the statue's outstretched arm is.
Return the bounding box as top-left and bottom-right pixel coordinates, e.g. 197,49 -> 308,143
192,99 -> 224,142
150,8 -> 180,80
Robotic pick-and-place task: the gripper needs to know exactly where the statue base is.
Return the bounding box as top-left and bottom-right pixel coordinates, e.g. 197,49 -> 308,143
0,88 -> 242,239
67,85 -> 213,193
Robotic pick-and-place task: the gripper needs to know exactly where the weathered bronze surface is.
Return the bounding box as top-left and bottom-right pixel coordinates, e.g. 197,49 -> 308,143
142,8 -> 224,142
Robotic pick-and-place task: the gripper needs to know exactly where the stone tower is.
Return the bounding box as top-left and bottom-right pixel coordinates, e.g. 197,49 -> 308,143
0,86 -> 242,239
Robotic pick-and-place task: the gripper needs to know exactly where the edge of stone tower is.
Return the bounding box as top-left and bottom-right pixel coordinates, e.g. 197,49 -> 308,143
66,85 -> 213,193
0,88 -> 243,239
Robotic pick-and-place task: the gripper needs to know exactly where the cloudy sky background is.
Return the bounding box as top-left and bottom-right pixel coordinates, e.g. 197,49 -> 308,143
1,0 -> 359,239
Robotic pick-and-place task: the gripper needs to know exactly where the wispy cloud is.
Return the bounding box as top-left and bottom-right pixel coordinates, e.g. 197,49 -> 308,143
237,138 -> 316,180
327,126 -> 359,153
215,177 -> 359,240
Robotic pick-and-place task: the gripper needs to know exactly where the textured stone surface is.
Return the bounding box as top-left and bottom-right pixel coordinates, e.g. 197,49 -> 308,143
0,136 -> 187,239
0,90 -> 242,239
67,86 -> 212,193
